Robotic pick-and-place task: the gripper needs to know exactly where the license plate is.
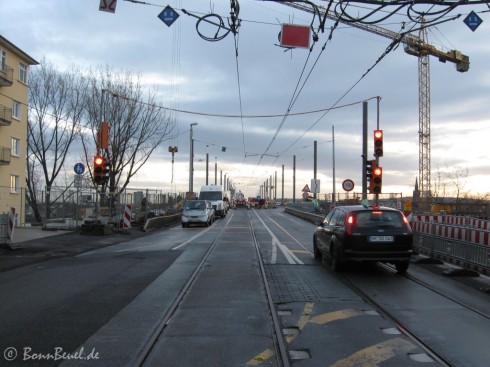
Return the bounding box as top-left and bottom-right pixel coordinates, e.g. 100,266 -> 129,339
368,235 -> 394,242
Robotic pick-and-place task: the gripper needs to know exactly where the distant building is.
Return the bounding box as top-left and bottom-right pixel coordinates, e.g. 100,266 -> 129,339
0,35 -> 38,225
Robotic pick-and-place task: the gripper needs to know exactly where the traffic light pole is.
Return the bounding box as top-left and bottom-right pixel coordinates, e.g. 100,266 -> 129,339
374,97 -> 381,206
362,101 -> 368,201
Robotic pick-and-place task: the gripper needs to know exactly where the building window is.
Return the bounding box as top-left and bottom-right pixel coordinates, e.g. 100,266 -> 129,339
19,62 -> 28,84
10,175 -> 20,193
12,100 -> 21,120
1,50 -> 5,70
11,138 -> 20,157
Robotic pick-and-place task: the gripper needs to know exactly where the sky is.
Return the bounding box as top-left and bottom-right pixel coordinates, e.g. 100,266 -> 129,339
2,0 -> 489,200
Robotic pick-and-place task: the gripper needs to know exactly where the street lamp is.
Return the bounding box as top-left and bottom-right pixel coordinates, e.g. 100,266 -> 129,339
189,123 -> 198,194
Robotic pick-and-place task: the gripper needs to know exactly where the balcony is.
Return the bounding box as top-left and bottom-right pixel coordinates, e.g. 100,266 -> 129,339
0,104 -> 12,126
0,64 -> 14,86
0,146 -> 11,165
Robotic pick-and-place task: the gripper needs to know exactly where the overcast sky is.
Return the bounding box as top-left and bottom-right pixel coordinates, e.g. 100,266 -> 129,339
2,0 -> 489,199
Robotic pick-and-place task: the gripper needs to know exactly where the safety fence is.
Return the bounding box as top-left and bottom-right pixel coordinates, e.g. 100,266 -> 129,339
6,185 -> 186,230
411,215 -> 490,275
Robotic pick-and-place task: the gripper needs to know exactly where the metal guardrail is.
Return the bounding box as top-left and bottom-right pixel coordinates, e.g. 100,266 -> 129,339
414,233 -> 490,275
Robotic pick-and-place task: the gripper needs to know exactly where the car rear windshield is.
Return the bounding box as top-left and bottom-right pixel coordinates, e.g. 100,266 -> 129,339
199,192 -> 222,201
185,201 -> 205,210
354,211 -> 405,229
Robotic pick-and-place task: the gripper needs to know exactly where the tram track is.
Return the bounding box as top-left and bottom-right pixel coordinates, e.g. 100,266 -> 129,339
379,262 -> 490,320
249,211 -> 291,367
132,208 -> 487,366
134,212 -> 235,366
255,209 -> 490,367
134,209 -> 291,367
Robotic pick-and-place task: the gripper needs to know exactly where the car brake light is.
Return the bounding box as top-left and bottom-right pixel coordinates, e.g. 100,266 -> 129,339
346,215 -> 354,235
371,211 -> 382,215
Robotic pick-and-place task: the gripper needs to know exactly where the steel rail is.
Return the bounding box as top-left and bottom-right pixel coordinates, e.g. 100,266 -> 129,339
379,262 -> 490,320
135,212 -> 235,366
336,271 -> 456,367
249,211 -> 292,367
262,209 -> 457,366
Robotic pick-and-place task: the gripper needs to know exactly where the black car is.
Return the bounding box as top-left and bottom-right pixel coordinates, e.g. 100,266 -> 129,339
313,205 -> 413,273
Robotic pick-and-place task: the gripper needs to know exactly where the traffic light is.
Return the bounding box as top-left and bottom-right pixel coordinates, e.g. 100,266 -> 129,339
366,159 -> 375,182
370,164 -> 383,194
102,158 -> 110,185
374,129 -> 383,157
93,156 -> 110,186
94,156 -> 104,185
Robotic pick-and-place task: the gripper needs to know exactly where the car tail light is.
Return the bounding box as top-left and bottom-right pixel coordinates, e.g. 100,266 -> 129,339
346,214 -> 355,235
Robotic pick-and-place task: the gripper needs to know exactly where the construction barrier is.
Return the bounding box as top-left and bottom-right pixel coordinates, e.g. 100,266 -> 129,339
7,207 -> 15,242
123,204 -> 132,229
411,215 -> 490,275
412,215 -> 490,247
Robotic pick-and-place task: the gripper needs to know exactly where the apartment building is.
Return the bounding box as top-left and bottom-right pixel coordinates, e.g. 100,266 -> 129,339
0,35 -> 38,226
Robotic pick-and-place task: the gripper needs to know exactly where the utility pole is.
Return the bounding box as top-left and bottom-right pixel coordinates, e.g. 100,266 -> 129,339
362,102 -> 368,200
189,123 -> 198,194
293,155 -> 296,203
313,140 -> 317,199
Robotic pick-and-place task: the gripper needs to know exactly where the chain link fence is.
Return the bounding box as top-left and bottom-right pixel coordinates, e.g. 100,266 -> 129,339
8,185 -> 185,229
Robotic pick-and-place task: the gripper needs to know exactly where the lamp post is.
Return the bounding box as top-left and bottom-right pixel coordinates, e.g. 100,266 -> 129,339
215,156 -> 218,185
189,123 -> 198,194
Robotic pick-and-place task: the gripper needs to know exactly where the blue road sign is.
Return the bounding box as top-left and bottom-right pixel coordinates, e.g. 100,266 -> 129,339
74,162 -> 85,175
158,5 -> 179,27
464,11 -> 483,32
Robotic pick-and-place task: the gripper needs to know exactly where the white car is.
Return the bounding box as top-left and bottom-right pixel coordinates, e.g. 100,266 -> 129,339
182,200 -> 215,227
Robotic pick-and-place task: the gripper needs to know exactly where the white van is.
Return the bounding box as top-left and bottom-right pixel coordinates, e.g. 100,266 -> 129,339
199,184 -> 227,218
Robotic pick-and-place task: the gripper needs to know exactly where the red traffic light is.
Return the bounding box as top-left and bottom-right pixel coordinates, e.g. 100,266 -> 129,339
370,165 -> 382,194
94,156 -> 104,166
374,129 -> 383,157
93,155 -> 108,185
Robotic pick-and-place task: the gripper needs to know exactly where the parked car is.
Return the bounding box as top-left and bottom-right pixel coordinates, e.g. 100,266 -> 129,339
182,200 -> 215,227
313,205 -> 413,273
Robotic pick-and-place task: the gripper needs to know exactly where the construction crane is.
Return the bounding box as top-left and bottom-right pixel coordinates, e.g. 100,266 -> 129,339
278,1 -> 469,198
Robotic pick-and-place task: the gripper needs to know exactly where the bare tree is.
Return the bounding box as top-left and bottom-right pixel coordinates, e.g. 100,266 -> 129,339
431,166 -> 448,204
25,146 -> 43,223
81,66 -> 173,201
26,59 -> 87,221
445,166 -> 469,212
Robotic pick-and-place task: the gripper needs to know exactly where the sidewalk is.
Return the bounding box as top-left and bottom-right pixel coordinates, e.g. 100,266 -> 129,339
8,226 -> 72,245
0,226 -> 153,273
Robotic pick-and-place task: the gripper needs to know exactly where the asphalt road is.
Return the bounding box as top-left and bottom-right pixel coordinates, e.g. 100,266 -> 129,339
1,211 -> 489,367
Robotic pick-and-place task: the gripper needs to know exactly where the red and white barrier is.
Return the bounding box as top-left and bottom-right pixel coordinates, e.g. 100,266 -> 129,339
412,214 -> 490,247
123,204 -> 132,229
7,207 -> 15,242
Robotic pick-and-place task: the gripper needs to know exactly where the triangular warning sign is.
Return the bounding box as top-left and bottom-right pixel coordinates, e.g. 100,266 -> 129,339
302,184 -> 310,192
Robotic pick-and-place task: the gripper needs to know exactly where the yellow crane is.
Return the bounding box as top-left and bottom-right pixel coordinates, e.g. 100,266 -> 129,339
278,1 -> 469,198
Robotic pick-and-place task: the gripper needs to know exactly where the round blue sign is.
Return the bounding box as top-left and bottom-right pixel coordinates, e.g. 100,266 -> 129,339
74,162 -> 85,175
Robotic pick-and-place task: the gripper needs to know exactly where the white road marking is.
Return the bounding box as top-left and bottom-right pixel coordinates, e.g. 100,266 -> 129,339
254,211 -> 303,265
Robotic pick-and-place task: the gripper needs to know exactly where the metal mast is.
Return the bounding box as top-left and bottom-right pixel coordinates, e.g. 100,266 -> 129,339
278,2 -> 469,198
418,23 -> 431,197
